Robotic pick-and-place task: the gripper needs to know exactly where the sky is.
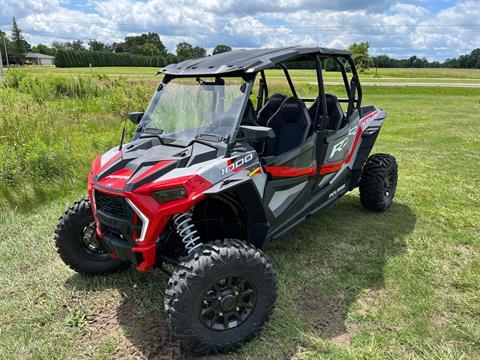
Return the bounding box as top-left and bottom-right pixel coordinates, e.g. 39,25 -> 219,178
0,0 -> 479,61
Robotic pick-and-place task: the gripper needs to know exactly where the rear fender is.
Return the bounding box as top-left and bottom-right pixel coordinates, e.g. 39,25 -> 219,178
348,109 -> 387,188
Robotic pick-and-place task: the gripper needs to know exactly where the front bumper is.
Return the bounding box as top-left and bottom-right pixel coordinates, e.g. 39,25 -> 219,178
88,174 -> 209,272
100,233 -> 142,265
99,232 -> 157,271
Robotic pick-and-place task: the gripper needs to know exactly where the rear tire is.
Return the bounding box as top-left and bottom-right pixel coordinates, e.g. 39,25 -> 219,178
359,153 -> 398,211
164,239 -> 277,355
55,198 -> 130,275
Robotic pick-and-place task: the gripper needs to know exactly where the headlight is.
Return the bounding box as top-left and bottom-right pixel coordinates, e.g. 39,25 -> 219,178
152,187 -> 187,203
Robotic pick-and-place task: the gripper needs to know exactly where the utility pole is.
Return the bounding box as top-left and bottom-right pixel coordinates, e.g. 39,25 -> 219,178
3,37 -> 8,67
0,47 -> 3,80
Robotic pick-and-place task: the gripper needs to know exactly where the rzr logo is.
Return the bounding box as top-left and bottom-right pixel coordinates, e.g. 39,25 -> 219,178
221,153 -> 254,176
329,126 -> 358,159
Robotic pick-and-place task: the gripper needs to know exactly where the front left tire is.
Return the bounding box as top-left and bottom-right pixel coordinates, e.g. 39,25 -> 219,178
164,239 -> 277,355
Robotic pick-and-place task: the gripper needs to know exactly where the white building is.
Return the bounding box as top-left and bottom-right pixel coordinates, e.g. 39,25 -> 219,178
24,52 -> 55,66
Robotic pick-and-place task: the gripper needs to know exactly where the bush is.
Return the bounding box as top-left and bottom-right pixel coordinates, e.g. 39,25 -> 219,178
4,70 -> 110,102
2,68 -> 28,88
0,144 -> 23,189
0,71 -> 156,207
55,49 -> 173,68
21,139 -> 75,181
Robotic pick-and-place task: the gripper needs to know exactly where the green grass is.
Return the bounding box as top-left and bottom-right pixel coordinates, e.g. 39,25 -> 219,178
6,65 -> 480,82
0,68 -> 479,359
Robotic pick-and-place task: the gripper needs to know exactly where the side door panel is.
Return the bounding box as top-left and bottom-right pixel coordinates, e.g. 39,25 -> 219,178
315,113 -> 360,189
261,135 -> 317,220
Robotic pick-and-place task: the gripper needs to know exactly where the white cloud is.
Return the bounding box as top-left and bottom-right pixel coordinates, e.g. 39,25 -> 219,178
1,0 -> 478,61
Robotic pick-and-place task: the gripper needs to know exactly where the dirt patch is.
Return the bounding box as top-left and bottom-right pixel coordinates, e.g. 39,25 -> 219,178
300,295 -> 347,337
433,312 -> 452,327
290,346 -> 309,359
298,290 -> 365,348
331,323 -> 359,347
81,296 -> 187,359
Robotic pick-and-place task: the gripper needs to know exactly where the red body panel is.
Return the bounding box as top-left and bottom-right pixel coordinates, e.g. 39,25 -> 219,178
88,157 -> 212,272
264,165 -> 317,177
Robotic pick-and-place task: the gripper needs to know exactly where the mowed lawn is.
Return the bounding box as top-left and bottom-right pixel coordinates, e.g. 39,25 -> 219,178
7,65 -> 480,83
0,67 -> 479,359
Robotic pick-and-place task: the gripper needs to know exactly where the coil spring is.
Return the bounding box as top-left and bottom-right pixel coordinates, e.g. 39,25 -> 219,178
172,211 -> 202,253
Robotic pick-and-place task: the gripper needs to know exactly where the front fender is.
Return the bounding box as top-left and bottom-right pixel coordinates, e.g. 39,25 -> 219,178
203,172 -> 270,248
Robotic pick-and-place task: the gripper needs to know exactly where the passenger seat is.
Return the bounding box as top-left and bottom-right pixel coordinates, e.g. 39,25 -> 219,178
308,94 -> 345,131
257,93 -> 287,126
264,97 -> 311,156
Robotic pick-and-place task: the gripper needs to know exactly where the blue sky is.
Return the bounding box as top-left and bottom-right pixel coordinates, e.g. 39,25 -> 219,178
1,0 -> 479,61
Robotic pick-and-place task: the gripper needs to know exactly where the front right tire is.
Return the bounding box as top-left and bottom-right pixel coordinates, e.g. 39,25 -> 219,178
55,198 -> 130,275
164,239 -> 277,355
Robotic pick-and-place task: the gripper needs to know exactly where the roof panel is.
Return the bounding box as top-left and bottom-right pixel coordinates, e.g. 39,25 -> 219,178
24,52 -> 55,59
160,46 -> 351,76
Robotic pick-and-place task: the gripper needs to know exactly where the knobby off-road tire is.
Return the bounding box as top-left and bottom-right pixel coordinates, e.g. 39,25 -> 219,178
54,198 -> 130,275
359,153 -> 398,211
165,239 -> 277,355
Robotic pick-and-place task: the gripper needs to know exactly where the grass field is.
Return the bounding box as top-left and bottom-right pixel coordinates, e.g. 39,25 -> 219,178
0,67 -> 479,359
6,66 -> 480,83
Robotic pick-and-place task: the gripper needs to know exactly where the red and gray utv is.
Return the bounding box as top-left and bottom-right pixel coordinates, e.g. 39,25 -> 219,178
55,46 -> 397,354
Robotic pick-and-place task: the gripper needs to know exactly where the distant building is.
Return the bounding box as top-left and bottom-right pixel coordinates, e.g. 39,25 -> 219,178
24,52 -> 55,65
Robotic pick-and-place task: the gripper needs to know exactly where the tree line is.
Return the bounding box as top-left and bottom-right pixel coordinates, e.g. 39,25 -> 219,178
1,17 -> 479,69
0,17 -> 232,67
373,50 -> 480,69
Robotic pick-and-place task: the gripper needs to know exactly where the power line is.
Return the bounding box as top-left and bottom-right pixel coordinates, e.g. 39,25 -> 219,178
232,24 -> 480,29
1,19 -> 480,29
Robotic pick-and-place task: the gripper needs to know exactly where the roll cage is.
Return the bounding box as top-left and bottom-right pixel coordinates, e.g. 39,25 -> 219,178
254,54 -> 363,132
158,46 -> 363,153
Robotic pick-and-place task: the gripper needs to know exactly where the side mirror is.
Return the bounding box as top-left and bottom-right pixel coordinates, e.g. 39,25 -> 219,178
238,125 -> 275,142
127,112 -> 144,125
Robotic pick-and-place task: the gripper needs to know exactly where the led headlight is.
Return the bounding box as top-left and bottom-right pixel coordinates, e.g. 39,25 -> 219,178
152,187 -> 187,203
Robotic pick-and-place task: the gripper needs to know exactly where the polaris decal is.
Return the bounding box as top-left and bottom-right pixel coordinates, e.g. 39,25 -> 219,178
328,183 -> 346,198
221,153 -> 254,176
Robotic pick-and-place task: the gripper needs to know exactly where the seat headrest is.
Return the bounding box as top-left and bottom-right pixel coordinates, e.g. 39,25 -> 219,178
267,93 -> 287,105
268,97 -> 309,127
257,93 -> 288,126
280,98 -> 305,122
325,94 -> 338,109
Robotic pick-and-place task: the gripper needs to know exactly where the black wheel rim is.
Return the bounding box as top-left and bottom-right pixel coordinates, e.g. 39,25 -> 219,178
80,221 -> 106,255
200,276 -> 257,331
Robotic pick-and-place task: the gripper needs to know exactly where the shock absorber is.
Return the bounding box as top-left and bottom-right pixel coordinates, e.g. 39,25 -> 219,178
172,211 -> 202,253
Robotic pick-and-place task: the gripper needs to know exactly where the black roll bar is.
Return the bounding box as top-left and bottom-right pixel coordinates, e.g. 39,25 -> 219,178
334,58 -> 350,95
314,55 -> 328,132
279,63 -> 298,98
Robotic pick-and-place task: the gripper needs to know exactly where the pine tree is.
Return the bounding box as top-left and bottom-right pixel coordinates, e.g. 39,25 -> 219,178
10,17 -> 29,64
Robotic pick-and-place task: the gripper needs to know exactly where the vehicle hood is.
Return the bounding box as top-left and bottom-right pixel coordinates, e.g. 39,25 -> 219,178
91,137 -> 218,193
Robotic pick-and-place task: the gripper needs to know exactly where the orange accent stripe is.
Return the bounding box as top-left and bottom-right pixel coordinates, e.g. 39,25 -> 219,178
248,167 -> 261,176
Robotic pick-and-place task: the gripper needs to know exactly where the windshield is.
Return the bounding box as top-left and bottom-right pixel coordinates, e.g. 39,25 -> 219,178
139,78 -> 249,144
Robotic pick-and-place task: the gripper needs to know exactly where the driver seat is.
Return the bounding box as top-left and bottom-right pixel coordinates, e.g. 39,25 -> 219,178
264,97 -> 311,156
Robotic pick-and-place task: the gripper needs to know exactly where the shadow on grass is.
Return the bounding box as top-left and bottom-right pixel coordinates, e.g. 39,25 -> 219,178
64,194 -> 415,359
263,194 -> 416,353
